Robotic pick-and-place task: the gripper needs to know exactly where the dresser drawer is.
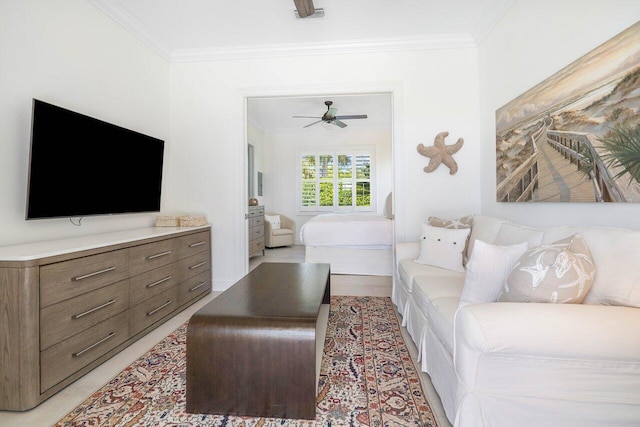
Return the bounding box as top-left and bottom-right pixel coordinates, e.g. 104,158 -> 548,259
40,249 -> 129,308
40,310 -> 129,392
129,238 -> 179,277
179,251 -> 210,281
250,236 -> 265,254
129,262 -> 179,305
250,216 -> 264,228
130,287 -> 179,336
250,225 -> 264,239
248,206 -> 264,217
178,271 -> 210,305
40,280 -> 129,350
177,230 -> 210,259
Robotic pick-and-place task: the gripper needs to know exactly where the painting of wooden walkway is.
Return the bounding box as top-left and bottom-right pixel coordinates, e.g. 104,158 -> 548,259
532,139 -> 595,202
495,21 -> 640,203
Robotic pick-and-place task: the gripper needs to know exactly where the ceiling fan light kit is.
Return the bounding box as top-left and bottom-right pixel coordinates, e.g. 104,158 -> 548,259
293,100 -> 368,129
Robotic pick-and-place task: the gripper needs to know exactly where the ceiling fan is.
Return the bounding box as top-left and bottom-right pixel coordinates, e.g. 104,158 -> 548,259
293,101 -> 368,128
293,0 -> 316,18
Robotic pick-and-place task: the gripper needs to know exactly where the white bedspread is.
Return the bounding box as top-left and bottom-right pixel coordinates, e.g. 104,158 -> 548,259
300,214 -> 393,247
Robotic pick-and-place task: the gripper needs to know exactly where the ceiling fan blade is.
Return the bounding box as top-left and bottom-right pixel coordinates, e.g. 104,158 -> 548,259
334,114 -> 368,120
293,0 -> 315,18
326,107 -> 338,118
293,115 -> 322,118
333,120 -> 348,128
303,120 -> 323,128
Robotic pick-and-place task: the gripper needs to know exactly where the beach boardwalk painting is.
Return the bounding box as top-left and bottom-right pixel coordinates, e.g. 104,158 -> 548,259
496,21 -> 640,203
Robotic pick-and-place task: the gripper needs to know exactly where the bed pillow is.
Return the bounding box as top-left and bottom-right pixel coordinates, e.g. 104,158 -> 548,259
264,214 -> 281,230
499,234 -> 595,304
383,192 -> 393,219
459,240 -> 528,307
415,224 -> 471,272
428,215 -> 474,264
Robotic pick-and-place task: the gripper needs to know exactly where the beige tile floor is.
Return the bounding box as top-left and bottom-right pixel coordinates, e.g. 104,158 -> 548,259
0,246 -> 451,427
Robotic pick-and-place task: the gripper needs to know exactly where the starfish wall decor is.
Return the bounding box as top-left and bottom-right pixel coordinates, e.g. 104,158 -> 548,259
417,131 -> 464,175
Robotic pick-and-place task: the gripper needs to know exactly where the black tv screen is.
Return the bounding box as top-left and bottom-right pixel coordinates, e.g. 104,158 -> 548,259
26,99 -> 165,220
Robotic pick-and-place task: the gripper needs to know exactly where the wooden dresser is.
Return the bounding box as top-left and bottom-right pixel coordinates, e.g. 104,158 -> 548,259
0,226 -> 211,411
248,205 -> 265,257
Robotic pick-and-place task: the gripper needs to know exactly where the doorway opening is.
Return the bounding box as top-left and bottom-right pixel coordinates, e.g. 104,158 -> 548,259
245,92 -> 394,265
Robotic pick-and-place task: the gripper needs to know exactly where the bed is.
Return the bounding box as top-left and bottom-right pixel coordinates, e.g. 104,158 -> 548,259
299,213 -> 393,276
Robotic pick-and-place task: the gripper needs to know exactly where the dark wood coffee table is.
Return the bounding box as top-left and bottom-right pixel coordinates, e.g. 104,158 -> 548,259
185,262 -> 330,420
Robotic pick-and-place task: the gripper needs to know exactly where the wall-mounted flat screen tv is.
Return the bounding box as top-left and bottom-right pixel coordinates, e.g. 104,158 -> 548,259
26,99 -> 165,220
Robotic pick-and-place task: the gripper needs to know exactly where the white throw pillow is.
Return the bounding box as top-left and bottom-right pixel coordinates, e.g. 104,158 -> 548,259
459,240 -> 528,307
428,215 -> 474,265
415,224 -> 471,272
499,234 -> 595,304
264,214 -> 281,229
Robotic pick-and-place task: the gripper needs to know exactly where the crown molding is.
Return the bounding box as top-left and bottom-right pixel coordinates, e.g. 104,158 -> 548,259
170,34 -> 477,63
90,0 -> 172,61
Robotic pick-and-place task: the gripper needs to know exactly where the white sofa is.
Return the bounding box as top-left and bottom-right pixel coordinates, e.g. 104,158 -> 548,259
392,214 -> 640,427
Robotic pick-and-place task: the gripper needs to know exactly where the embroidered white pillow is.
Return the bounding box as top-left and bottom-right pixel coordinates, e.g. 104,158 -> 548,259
499,234 -> 595,304
264,214 -> 281,230
428,215 -> 474,264
415,224 -> 471,272
459,240 -> 528,307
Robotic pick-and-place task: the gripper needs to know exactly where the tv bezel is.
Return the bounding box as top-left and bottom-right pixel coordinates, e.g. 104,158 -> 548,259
25,99 -> 165,220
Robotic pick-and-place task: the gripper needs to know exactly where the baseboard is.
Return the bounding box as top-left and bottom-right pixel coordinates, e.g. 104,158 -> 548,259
330,274 -> 392,297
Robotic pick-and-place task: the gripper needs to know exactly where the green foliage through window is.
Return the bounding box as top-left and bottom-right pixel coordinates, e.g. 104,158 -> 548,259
300,151 -> 373,210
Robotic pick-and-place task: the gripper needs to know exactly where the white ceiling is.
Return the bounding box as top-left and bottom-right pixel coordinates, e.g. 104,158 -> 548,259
88,0 -> 514,131
90,0 -> 516,61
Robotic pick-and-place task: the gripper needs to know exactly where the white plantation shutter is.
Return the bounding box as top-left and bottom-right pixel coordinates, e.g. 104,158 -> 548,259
299,150 -> 374,212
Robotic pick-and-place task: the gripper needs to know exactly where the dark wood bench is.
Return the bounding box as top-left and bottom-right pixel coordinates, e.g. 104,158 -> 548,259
186,262 -> 330,420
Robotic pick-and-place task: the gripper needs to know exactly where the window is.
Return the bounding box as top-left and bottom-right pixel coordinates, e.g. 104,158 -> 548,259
299,149 -> 374,212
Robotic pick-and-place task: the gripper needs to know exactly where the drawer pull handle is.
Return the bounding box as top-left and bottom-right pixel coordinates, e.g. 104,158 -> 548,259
72,267 -> 116,281
147,300 -> 172,316
146,276 -> 172,288
189,241 -> 206,248
72,332 -> 115,358
189,261 -> 206,270
146,250 -> 172,260
189,282 -> 206,292
72,299 -> 116,319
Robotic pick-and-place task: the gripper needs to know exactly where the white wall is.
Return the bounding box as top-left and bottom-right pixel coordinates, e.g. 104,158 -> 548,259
261,127 -> 393,242
0,1 -> 169,246
168,49 -> 482,289
478,0 -> 640,228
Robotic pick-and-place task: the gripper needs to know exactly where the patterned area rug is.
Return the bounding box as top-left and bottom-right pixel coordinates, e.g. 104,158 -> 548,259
55,296 -> 436,426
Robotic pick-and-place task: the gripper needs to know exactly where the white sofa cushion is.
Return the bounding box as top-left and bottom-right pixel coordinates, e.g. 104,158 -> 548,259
459,240 -> 528,307
500,234 -> 595,304
466,215 -> 506,258
494,221 -> 544,248
415,224 -> 470,272
543,226 -> 640,307
413,276 -> 465,354
426,297 -> 459,355
398,258 -> 465,294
